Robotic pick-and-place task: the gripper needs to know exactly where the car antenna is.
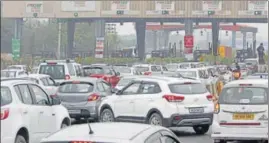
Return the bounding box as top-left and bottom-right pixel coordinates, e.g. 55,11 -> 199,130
87,118 -> 94,134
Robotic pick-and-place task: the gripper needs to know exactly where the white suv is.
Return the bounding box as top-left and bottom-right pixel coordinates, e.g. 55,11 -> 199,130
212,79 -> 268,143
1,79 -> 71,143
99,76 -> 214,134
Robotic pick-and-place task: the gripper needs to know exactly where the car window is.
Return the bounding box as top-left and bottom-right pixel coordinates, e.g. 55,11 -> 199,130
1,86 -> 12,106
18,71 -> 25,75
14,86 -> 23,102
169,83 -> 208,94
162,136 -> 180,143
151,66 -> 162,72
97,82 -> 105,92
18,85 -> 33,104
117,78 -> 134,86
219,87 -> 268,105
1,71 -> 16,78
102,82 -> 111,92
59,82 -> 94,93
121,83 -> 141,95
29,84 -> 50,105
47,77 -> 55,86
39,65 -> 65,79
177,71 -> 197,78
139,82 -> 161,94
41,78 -> 49,86
67,63 -> 76,76
144,132 -> 162,143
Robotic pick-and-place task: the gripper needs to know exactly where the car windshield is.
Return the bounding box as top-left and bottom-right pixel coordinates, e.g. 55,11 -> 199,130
117,78 -> 134,86
177,71 -> 197,78
39,65 -> 65,79
58,82 -> 94,93
84,67 -> 113,75
1,86 -> 12,106
219,87 -> 268,104
1,71 -> 16,78
114,67 -> 131,73
169,83 -> 208,94
135,67 -> 149,72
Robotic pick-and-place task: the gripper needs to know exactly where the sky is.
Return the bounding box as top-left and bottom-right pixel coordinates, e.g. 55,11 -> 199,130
116,23 -> 268,41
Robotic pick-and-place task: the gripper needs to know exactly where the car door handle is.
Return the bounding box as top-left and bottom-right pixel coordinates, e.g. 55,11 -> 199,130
40,111 -> 44,114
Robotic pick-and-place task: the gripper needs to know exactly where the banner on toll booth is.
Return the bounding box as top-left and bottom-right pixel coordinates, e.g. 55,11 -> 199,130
25,1 -> 43,13
155,1 -> 175,11
202,1 -> 222,11
111,1 -> 130,11
61,1 -> 96,12
95,37 -> 104,58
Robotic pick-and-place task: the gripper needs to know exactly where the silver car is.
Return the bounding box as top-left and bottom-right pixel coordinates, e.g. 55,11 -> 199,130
57,77 -> 112,121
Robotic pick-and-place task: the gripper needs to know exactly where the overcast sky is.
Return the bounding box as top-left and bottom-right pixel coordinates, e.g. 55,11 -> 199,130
116,23 -> 268,41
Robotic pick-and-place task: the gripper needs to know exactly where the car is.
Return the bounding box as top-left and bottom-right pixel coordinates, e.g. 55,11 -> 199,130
1,78 -> 71,143
7,65 -> 28,72
246,73 -> 268,79
176,68 -> 211,85
212,79 -> 268,143
56,77 -> 112,121
115,75 -> 143,90
231,63 -> 248,77
37,59 -> 84,83
1,69 -> 28,78
113,66 -> 142,76
244,58 -> 258,74
99,76 -> 214,135
83,65 -> 120,87
40,122 -> 181,143
133,64 -> 163,75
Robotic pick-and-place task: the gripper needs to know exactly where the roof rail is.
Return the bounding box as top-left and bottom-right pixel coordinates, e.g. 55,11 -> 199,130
42,59 -> 75,63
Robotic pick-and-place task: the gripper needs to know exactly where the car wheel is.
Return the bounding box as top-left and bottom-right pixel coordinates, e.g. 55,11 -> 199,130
15,135 -> 27,143
100,108 -> 115,122
61,122 -> 68,129
148,113 -> 163,126
193,125 -> 210,135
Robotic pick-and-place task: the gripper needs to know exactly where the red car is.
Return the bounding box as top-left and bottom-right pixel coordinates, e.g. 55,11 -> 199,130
83,65 -> 120,87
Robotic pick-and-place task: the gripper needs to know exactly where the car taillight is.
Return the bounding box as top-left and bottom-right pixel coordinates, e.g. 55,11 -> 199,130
65,75 -> 70,80
1,108 -> 9,120
88,93 -> 100,102
144,71 -> 152,75
214,103 -> 220,114
163,94 -> 184,102
206,94 -> 213,101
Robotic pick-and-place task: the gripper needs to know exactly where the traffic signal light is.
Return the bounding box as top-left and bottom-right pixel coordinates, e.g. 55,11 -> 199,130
208,11 -> 215,16
254,11 -> 262,15
162,10 -> 169,15
117,10 -> 124,15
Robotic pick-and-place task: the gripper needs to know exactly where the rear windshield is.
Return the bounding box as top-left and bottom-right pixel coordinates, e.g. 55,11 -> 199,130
58,82 -> 94,93
135,67 -> 149,72
39,65 -> 65,79
1,86 -> 12,106
84,67 -> 113,75
219,87 -> 268,105
1,71 -> 16,78
169,83 -> 207,94
118,78 -> 134,86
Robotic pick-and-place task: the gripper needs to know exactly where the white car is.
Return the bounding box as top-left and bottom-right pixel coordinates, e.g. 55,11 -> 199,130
1,78 -> 71,143
27,74 -> 58,95
41,122 -> 181,143
7,65 -> 27,71
176,68 -> 212,85
133,64 -> 163,75
37,59 -> 84,83
1,69 -> 28,78
99,76 -> 214,135
113,67 -> 142,76
212,79 -> 268,143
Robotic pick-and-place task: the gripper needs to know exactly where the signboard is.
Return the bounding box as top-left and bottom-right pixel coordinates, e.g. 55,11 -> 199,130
202,1 -> 222,11
111,1 -> 130,11
95,37 -> 104,58
184,35 -> 194,54
248,1 -> 268,11
155,1 -> 175,11
25,1 -> 43,13
218,46 -> 225,58
61,1 -> 96,11
12,38 -> 20,60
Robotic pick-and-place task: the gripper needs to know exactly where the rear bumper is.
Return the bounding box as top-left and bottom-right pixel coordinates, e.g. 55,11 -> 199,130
163,113 -> 213,127
63,105 -> 98,120
212,122 -> 268,140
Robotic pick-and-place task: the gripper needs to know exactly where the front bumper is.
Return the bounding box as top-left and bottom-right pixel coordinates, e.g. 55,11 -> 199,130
163,113 -> 213,127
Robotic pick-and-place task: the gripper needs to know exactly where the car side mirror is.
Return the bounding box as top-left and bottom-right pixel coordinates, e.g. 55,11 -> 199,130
50,95 -> 61,105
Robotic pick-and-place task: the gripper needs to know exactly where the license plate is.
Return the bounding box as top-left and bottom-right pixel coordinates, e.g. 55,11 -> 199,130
68,110 -> 81,114
233,113 -> 254,120
189,107 -> 204,113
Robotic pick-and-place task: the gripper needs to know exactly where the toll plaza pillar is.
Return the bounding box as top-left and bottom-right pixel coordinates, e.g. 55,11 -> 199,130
232,31 -> 236,49
153,31 -> 157,50
67,20 -> 76,58
135,21 -> 146,60
163,30 -> 170,48
211,21 -> 220,64
14,18 -> 23,57
242,32 -> 247,49
252,32 -> 257,58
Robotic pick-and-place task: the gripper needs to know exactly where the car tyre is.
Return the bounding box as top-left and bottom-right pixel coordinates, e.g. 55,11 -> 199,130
148,113 -> 163,126
61,122 -> 68,129
15,135 -> 27,143
100,108 -> 115,122
193,125 -> 210,135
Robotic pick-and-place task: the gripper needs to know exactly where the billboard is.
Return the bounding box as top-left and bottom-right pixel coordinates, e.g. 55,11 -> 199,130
61,1 -> 96,12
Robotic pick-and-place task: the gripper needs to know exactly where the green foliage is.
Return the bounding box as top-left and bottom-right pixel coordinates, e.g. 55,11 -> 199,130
145,57 -> 185,64
203,55 -> 234,65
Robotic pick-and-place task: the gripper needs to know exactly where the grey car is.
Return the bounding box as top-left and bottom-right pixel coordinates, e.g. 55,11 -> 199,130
57,77 -> 112,121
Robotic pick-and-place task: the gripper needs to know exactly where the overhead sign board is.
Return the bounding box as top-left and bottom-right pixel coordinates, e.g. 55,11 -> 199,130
61,1 -> 96,11
202,1 -> 222,11
25,1 -> 43,13
155,1 -> 175,11
111,1 -> 130,11
248,1 -> 268,11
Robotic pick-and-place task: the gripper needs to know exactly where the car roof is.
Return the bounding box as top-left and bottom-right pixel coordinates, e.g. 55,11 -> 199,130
28,74 -> 50,78
42,122 -> 166,142
224,79 -> 268,88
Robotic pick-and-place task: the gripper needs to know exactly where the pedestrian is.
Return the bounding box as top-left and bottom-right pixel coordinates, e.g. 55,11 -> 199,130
257,43 -> 265,65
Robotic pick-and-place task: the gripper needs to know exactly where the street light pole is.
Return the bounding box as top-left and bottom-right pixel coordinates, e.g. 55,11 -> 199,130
57,22 -> 62,59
